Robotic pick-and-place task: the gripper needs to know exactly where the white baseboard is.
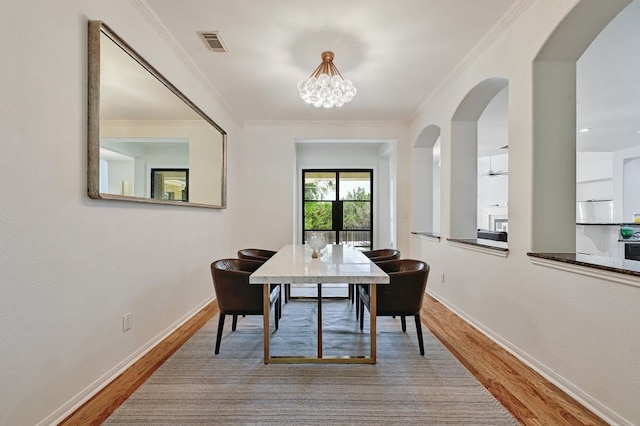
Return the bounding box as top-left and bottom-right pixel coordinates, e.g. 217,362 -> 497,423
427,289 -> 630,426
40,298 -> 214,426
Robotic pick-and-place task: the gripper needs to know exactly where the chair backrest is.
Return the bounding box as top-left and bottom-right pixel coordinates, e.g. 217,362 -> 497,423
237,248 -> 277,261
373,259 -> 429,315
363,248 -> 401,263
211,258 -> 265,314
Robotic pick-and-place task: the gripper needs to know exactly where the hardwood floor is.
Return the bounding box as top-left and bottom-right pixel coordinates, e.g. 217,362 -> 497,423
421,295 -> 607,425
61,293 -> 606,425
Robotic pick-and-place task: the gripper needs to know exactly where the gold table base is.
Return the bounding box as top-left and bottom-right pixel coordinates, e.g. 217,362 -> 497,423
262,283 -> 377,364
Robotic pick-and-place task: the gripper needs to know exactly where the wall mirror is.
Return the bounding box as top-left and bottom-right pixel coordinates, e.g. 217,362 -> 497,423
88,20 -> 226,208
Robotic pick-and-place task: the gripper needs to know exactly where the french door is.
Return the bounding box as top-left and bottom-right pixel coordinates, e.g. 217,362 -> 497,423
302,169 -> 373,250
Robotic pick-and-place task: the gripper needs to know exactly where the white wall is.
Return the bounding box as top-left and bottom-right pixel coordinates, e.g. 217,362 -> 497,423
477,154 -> 509,228
408,0 -> 640,424
0,2 -> 239,424
295,142 -> 394,249
236,123 -> 410,254
623,156 -> 640,220
432,140 -> 442,233
411,147 -> 433,232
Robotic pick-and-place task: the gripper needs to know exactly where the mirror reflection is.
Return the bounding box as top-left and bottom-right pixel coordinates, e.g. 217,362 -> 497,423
88,21 -> 226,208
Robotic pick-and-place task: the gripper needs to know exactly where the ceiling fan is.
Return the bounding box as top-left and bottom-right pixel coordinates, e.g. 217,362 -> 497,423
480,156 -> 508,177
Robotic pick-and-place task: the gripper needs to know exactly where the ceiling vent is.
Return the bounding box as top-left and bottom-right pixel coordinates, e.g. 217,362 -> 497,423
198,31 -> 228,52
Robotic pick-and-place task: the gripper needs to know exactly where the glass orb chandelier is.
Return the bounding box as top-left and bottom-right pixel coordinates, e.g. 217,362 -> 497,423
297,51 -> 357,108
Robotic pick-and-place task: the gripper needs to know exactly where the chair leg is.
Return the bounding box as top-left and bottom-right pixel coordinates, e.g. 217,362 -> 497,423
414,315 -> 425,356
359,300 -> 365,331
275,297 -> 280,330
285,284 -> 290,303
232,314 -> 238,331
215,313 -> 226,355
401,316 -> 406,332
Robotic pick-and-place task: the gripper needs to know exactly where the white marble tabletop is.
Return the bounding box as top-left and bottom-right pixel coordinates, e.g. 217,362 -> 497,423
249,244 -> 390,284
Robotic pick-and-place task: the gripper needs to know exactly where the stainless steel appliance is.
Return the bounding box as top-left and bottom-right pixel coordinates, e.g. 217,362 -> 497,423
624,243 -> 640,261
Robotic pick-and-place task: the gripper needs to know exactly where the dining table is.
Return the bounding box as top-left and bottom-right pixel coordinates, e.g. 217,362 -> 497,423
249,243 -> 390,364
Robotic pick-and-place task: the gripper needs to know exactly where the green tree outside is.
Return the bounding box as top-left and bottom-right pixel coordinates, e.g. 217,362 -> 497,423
304,181 -> 370,230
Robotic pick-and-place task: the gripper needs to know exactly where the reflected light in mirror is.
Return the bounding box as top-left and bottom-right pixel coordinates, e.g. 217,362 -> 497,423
88,20 -> 227,208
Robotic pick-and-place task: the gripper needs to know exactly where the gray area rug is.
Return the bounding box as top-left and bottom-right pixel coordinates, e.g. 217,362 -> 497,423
105,296 -> 517,425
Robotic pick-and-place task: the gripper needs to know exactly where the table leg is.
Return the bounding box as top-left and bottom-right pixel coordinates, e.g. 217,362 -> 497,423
370,282 -> 376,363
317,283 -> 322,358
263,283 -> 270,364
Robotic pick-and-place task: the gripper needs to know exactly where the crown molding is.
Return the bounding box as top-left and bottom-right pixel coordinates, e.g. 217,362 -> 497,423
410,0 -> 536,123
242,120 -> 407,128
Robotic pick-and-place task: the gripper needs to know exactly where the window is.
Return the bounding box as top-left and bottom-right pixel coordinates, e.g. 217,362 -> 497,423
150,168 -> 189,201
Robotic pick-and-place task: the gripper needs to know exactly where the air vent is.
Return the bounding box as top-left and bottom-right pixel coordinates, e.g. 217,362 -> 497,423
198,31 -> 228,52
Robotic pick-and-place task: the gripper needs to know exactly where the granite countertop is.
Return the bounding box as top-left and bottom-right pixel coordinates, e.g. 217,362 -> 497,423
447,238 -> 508,251
411,231 -> 441,239
619,237 -> 640,243
527,252 -> 640,277
577,223 -> 640,226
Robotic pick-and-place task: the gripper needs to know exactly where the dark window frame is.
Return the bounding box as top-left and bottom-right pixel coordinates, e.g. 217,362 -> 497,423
302,169 -> 374,250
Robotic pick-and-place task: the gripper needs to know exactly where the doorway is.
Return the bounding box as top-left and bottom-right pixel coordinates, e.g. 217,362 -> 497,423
302,169 -> 373,251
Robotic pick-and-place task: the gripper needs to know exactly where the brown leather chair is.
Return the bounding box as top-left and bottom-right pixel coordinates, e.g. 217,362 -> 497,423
238,248 -> 292,303
353,249 -> 401,318
237,248 -> 277,261
211,258 -> 281,355
362,248 -> 401,262
358,259 -> 430,355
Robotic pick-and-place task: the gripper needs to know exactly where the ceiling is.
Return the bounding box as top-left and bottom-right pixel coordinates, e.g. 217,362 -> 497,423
143,0 -> 517,122
117,0 -> 638,154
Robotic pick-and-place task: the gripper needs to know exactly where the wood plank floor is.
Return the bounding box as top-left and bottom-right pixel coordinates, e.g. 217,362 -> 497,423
421,295 -> 606,425
62,292 -> 606,425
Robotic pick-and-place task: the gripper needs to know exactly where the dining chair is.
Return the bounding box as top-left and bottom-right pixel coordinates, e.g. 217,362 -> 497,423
210,258 -> 281,355
237,248 -> 277,261
358,259 -> 430,355
238,248 -> 291,303
353,249 -> 401,319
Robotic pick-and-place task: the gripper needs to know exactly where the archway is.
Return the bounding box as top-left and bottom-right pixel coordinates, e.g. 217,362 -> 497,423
531,0 -> 632,252
412,124 -> 441,233
450,77 -> 508,239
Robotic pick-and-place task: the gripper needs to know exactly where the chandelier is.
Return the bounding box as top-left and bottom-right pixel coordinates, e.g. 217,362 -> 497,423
297,51 -> 357,108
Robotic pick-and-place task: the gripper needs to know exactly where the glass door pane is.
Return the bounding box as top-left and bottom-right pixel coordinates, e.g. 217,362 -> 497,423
339,171 -> 371,200
303,171 -> 337,243
304,171 -> 336,201
302,169 -> 372,249
339,171 -> 372,250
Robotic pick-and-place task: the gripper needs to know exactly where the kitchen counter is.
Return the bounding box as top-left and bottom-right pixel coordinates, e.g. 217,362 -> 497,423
528,252 -> 640,277
578,222 -> 640,226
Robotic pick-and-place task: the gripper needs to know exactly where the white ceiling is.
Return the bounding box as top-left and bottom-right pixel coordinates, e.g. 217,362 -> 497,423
110,0 -> 638,154
143,0 -> 517,122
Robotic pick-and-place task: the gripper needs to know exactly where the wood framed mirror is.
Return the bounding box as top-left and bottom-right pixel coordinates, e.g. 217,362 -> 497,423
88,20 -> 227,208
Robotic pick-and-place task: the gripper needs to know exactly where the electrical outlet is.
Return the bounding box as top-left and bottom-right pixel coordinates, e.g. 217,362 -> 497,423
440,273 -> 445,283
123,312 -> 132,332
